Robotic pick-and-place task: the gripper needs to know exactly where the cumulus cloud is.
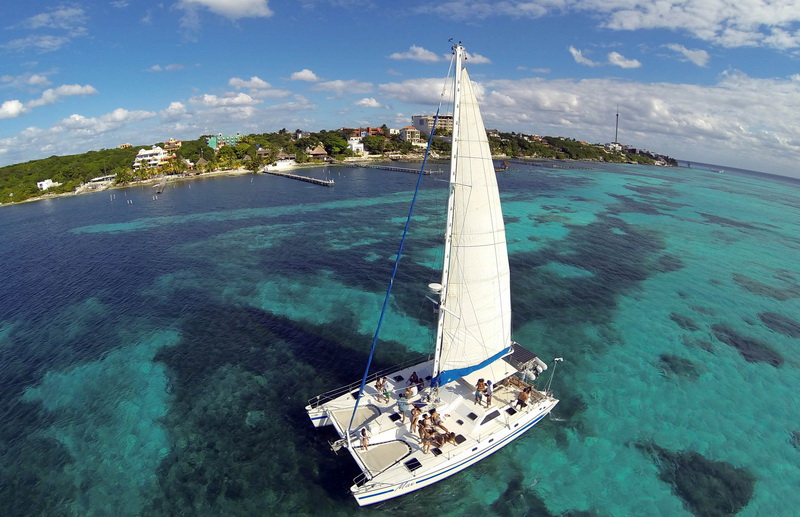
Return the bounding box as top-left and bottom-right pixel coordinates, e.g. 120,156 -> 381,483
290,69 -> 320,82
310,79 -> 373,97
0,100 -> 27,119
569,46 -> 601,67
665,43 -> 710,67
177,0 -> 273,20
389,45 -> 442,62
354,97 -> 388,108
27,84 -> 98,108
608,51 -> 641,68
160,101 -> 189,122
416,1 -> 800,51
465,52 -> 492,64
229,76 -> 271,89
189,92 -> 261,107
0,84 -> 97,119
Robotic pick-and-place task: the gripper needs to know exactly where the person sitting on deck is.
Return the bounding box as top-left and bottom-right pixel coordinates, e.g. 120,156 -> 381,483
408,371 -> 420,385
417,414 -> 429,440
429,408 -> 448,433
431,432 -> 446,448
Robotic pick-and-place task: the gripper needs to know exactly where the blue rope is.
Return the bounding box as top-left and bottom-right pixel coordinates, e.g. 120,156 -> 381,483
346,113 -> 443,438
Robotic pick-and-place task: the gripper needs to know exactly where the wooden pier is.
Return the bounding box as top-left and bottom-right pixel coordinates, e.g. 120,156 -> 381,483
265,170 -> 334,186
344,163 -> 442,175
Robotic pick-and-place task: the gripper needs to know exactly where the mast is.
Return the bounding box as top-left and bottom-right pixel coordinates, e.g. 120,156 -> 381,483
432,43 -> 462,381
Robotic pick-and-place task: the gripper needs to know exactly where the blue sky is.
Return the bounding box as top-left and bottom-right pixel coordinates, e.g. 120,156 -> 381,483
2,1 -> 800,177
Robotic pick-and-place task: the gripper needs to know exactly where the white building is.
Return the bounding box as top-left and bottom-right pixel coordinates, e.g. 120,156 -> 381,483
36,179 -> 61,191
133,146 -> 170,169
347,137 -> 366,156
412,114 -> 454,135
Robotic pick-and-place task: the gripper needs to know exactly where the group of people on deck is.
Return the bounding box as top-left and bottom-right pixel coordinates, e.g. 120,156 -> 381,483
474,378 -> 493,408
363,370 -> 536,454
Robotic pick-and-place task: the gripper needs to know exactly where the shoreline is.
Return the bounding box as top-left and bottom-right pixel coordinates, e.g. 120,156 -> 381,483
1,157 -> 672,208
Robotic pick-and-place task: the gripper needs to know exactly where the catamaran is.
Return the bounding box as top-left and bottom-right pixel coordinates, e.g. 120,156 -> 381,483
305,43 -> 561,506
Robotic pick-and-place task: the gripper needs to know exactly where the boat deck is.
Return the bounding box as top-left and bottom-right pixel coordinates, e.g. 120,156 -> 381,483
307,356 -> 556,503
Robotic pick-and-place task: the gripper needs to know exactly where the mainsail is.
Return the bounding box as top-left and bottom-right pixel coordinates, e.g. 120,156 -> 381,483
432,61 -> 512,387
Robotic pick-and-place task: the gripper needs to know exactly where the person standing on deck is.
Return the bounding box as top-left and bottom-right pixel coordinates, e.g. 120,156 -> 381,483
485,380 -> 493,408
475,378 -> 486,405
360,428 -> 369,450
397,393 -> 411,423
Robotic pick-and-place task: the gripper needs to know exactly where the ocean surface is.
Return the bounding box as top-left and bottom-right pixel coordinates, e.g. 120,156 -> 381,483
1,162 -> 799,516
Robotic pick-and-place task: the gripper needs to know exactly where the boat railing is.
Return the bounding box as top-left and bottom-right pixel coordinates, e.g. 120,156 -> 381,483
306,356 -> 430,408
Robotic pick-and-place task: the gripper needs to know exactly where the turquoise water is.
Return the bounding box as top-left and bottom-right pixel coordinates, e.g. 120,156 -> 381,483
0,163 -> 798,516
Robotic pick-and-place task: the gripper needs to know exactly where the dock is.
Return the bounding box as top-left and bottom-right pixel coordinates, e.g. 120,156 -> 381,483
344,163 -> 443,175
265,170 -> 334,186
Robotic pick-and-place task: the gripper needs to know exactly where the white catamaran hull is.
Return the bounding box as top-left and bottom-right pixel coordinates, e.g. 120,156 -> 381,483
305,357 -> 558,506
350,399 -> 556,505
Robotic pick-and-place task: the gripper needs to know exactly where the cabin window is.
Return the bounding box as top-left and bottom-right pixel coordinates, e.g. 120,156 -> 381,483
404,458 -> 423,472
480,410 -> 501,426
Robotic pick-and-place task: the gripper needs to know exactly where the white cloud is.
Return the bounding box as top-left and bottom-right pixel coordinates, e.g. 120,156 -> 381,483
389,45 -> 443,62
177,0 -> 273,20
27,84 -> 98,108
310,79 -> 373,97
17,6 -> 87,32
417,1 -> 800,51
0,72 -> 52,89
5,7 -> 88,52
354,97 -> 387,108
290,69 -> 320,82
149,64 -> 185,72
160,101 -> 189,122
569,46 -> 601,67
0,100 -> 27,119
465,52 -> 492,64
608,51 -> 641,68
0,84 -> 97,119
3,35 -> 72,53
229,76 -> 271,89
189,92 -> 261,107
665,43 -> 710,67
415,2 -> 549,21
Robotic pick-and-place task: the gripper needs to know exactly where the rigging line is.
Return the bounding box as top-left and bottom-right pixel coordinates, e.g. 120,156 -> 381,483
346,48 -> 458,440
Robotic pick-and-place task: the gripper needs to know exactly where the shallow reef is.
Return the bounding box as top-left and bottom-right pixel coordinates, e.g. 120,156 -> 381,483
758,312 -> 800,338
710,323 -> 784,367
636,442 -> 756,517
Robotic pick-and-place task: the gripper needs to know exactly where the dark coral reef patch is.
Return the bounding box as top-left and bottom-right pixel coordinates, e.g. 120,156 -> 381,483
711,324 -> 784,367
636,442 -> 756,517
670,312 -> 701,331
758,312 -> 800,338
658,354 -> 700,380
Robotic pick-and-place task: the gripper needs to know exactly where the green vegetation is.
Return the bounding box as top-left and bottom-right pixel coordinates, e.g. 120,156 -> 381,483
0,127 -> 675,205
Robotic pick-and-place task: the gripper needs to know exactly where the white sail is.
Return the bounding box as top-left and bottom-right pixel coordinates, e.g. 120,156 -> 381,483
432,60 -> 512,387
